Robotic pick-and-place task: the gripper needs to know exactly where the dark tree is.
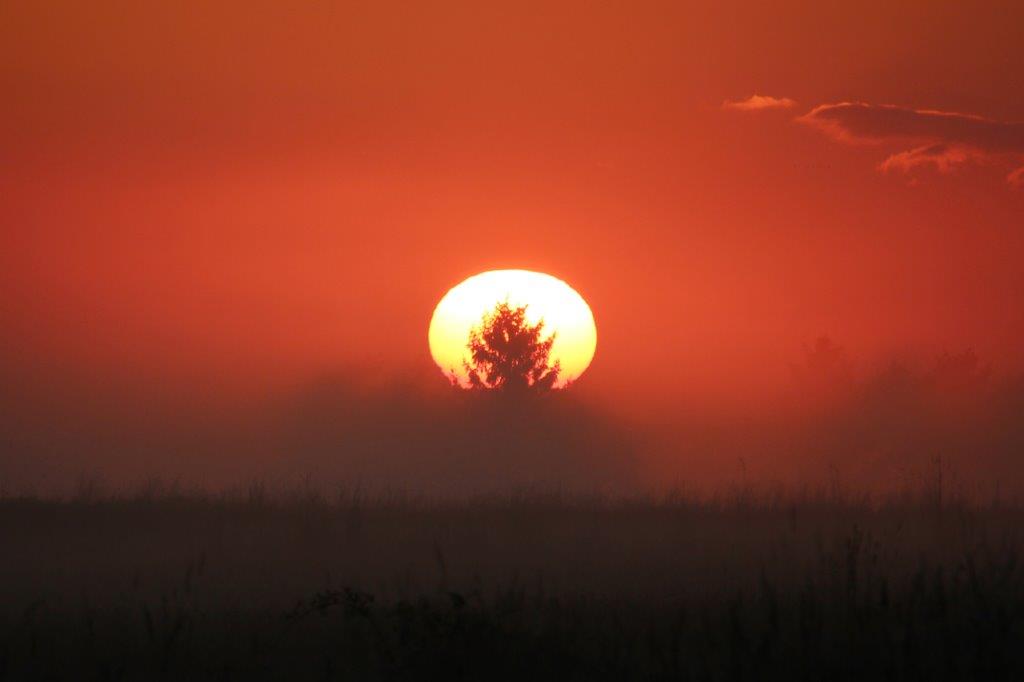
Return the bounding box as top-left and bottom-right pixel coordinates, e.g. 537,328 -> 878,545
463,301 -> 560,392
792,336 -> 854,399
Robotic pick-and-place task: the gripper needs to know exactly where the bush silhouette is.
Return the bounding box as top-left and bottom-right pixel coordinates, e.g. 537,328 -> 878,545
463,301 -> 560,392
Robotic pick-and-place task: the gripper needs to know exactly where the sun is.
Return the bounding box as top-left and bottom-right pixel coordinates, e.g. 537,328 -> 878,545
429,270 -> 597,389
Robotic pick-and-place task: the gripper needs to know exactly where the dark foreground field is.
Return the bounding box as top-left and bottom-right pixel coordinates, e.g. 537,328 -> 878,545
2,489 -> 1024,681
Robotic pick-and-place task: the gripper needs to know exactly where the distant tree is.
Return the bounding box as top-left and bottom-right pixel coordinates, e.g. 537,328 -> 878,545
792,336 -> 854,398
929,349 -> 989,393
463,301 -> 560,392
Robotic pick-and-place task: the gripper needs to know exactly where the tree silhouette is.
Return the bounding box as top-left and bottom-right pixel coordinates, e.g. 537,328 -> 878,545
463,301 -> 560,392
792,336 -> 854,399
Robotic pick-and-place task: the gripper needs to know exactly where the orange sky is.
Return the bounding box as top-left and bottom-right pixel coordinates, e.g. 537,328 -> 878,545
3,0 -> 1024,417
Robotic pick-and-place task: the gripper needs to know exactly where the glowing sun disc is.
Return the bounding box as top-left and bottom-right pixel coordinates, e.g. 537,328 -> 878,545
428,270 -> 597,388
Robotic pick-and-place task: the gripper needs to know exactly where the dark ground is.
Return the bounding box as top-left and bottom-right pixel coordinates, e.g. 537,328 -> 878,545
2,489 -> 1024,680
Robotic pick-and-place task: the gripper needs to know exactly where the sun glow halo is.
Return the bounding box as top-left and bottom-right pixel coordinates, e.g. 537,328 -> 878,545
428,270 -> 597,388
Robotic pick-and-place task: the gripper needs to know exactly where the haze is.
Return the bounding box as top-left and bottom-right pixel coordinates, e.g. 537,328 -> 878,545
2,1 -> 1023,494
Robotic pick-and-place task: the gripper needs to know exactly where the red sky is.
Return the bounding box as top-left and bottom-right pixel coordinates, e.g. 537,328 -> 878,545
3,0 -> 1024,417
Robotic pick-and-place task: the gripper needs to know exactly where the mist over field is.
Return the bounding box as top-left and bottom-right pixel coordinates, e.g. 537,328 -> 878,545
2,341 -> 1022,501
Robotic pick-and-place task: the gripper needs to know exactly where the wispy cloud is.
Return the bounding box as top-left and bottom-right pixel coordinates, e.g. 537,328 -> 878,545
1009,166 -> 1024,189
722,95 -> 797,111
878,144 -> 981,175
798,102 -> 1024,187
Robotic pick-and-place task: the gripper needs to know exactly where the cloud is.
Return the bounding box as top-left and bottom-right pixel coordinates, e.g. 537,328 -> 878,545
798,102 -> 1024,187
1009,166 -> 1024,189
722,95 -> 797,111
878,144 -> 981,175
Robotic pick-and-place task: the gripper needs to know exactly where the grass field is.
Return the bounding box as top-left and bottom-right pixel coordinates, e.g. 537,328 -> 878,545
2,487 -> 1024,680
